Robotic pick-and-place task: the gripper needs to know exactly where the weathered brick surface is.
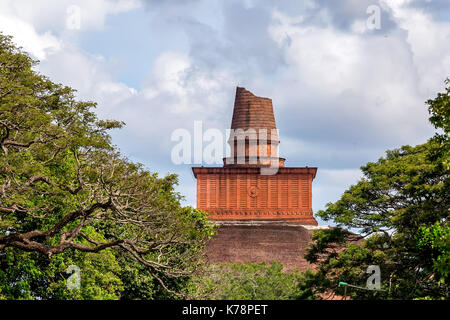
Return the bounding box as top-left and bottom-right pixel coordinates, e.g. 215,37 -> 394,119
231,87 -> 277,131
204,223 -> 315,272
204,222 -> 364,272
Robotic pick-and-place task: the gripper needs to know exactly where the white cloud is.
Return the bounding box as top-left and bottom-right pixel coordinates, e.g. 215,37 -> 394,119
0,0 -> 141,118
0,13 -> 61,60
142,51 -> 235,115
106,50 -> 237,164
0,0 -> 140,32
384,0 -> 450,95
267,9 -> 435,150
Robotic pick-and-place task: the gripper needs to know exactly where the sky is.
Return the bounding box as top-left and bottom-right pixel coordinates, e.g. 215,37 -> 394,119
1,0 -> 449,226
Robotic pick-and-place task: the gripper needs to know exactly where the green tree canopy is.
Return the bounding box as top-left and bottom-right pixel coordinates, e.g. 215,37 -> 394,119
188,262 -> 315,300
302,80 -> 449,300
0,33 -> 214,299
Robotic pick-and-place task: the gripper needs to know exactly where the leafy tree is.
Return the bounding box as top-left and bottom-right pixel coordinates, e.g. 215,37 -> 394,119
0,33 -> 215,299
301,80 -> 449,300
188,262 -> 314,300
416,222 -> 450,286
0,246 -> 123,300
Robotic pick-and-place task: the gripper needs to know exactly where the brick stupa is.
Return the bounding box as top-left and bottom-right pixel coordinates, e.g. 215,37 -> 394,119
193,87 -> 322,271
192,87 -> 318,225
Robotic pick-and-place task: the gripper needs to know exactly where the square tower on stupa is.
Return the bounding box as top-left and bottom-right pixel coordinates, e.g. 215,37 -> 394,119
192,87 -> 317,225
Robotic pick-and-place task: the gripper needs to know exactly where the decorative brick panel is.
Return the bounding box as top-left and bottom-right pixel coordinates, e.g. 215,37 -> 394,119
192,167 -> 317,225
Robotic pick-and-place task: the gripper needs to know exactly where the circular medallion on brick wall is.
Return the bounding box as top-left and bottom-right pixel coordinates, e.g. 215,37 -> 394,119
248,186 -> 259,198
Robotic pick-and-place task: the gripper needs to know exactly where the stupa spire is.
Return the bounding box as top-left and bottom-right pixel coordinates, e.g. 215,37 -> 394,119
230,87 -> 277,131
224,87 -> 284,167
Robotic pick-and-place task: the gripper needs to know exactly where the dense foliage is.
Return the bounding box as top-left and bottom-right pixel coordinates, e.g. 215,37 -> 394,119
0,33 -> 214,299
302,80 -> 449,300
188,262 -> 317,300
